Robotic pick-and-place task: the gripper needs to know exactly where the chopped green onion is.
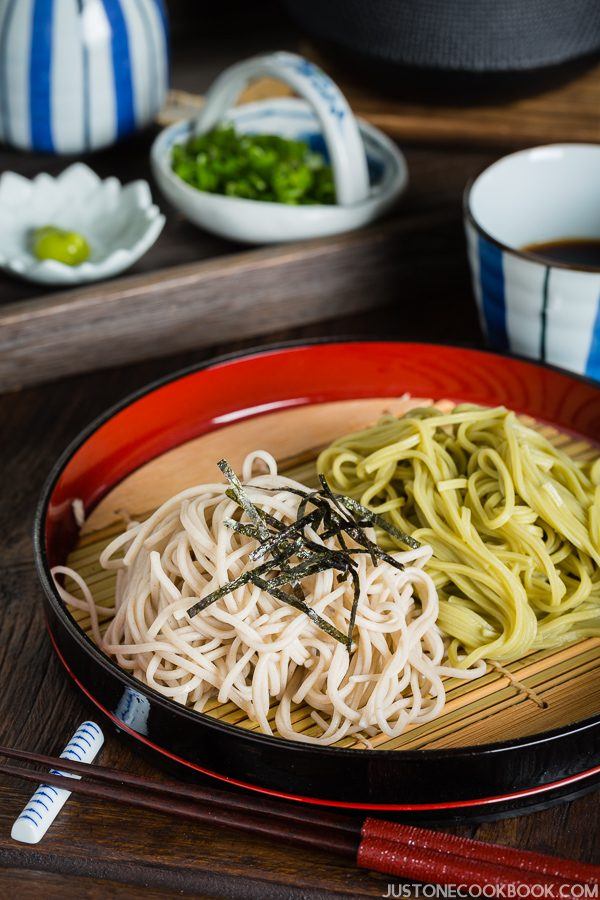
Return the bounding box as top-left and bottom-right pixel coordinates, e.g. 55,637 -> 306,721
171,123 -> 336,206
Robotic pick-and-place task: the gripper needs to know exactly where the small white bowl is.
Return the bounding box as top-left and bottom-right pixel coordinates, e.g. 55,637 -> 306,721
0,163 -> 165,286
464,144 -> 600,381
151,53 -> 408,244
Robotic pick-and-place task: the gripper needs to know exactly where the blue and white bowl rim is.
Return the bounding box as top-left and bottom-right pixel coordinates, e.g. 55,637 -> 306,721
463,147 -> 600,274
152,97 -> 408,208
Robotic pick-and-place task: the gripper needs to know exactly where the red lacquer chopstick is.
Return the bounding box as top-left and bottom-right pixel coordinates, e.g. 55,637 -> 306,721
2,745 -> 599,892
362,818 -> 600,885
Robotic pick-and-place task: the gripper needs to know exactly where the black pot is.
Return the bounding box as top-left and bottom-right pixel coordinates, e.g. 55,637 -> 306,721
282,0 -> 600,100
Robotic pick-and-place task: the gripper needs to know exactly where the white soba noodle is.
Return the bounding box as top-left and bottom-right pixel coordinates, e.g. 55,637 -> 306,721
52,451 -> 484,746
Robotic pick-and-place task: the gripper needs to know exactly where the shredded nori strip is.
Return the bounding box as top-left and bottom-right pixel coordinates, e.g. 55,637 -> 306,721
336,494 -> 421,550
251,574 -> 350,648
187,459 -> 415,648
314,482 -> 363,646
266,556 -> 348,587
187,537 -> 303,617
336,525 -> 406,572
219,459 -> 270,541
187,570 -> 255,617
222,518 -> 263,541
250,508 -> 322,562
318,474 -> 350,520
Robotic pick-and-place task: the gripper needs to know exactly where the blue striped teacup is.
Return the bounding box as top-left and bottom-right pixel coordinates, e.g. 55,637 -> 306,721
464,144 -> 600,381
0,0 -> 169,154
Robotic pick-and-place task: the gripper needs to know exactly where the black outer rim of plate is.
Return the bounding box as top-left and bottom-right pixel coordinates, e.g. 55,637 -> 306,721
42,618 -> 600,815
33,339 -> 600,804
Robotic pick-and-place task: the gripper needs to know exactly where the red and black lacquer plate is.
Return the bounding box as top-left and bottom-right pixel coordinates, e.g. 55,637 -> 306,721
34,342 -> 600,820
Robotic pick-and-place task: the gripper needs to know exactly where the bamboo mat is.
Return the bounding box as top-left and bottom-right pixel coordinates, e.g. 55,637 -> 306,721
61,405 -> 600,751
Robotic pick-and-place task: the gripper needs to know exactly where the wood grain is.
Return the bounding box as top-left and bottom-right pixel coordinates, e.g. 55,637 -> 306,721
1,294 -> 597,898
300,48 -> 600,148
81,396 -> 427,533
0,868 -> 204,899
0,11 -> 598,894
164,47 -> 600,150
0,84 -> 497,393
0,211 -> 454,393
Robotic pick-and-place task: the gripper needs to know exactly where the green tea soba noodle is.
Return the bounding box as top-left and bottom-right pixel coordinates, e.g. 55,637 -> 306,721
318,405 -> 600,667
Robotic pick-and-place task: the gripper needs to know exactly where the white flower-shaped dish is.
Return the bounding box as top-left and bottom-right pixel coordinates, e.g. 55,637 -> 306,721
0,163 -> 165,286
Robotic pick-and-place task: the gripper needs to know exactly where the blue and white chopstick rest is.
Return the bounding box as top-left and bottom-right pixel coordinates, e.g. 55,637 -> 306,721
11,721 -> 104,844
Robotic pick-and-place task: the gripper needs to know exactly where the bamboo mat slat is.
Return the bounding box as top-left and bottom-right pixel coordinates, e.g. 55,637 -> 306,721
60,406 -> 600,750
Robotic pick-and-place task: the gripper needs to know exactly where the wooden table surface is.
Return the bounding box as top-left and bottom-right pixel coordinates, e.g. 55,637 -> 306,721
0,5 -> 598,897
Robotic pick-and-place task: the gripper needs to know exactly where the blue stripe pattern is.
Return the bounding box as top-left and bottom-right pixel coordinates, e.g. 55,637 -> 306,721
42,784 -> 59,796
153,0 -> 169,65
15,784 -> 53,830
25,806 -> 44,821
134,0 -> 158,114
101,0 -> 135,139
80,727 -> 98,741
12,722 -> 104,841
585,294 -> 600,380
77,0 -> 91,150
478,235 -> 509,352
539,267 -> 550,363
0,0 -> 19,143
19,815 -> 40,827
2,1 -> 168,152
24,806 -> 43,820
30,0 -> 54,152
60,748 -> 82,761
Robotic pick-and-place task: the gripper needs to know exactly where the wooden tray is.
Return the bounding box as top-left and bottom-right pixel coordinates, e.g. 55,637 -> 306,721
300,47 -> 600,148
0,57 -> 533,397
62,397 -> 600,752
0,77 -> 463,395
0,217 -> 432,394
166,44 -> 600,150
6,41 -> 596,393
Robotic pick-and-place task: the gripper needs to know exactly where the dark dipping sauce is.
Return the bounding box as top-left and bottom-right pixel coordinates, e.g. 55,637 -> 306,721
522,238 -> 600,268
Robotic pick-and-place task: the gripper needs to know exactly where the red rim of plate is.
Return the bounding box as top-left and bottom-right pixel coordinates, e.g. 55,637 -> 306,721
38,340 -> 600,809
48,592 -> 600,812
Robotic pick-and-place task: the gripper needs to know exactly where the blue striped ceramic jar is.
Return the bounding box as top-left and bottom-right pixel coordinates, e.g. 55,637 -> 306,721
465,144 -> 600,381
0,0 -> 168,154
